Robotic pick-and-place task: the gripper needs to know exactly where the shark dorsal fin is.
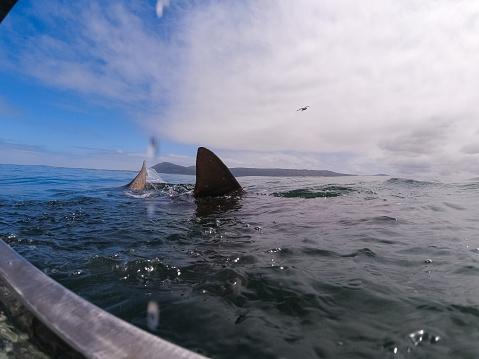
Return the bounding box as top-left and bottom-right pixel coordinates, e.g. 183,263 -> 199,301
128,160 -> 147,190
193,147 -> 243,198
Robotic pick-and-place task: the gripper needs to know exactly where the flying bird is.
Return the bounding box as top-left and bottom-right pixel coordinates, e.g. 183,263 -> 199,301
297,106 -> 310,112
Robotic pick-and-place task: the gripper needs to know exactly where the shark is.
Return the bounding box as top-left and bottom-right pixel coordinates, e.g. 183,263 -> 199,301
127,160 -> 148,191
128,147 -> 243,198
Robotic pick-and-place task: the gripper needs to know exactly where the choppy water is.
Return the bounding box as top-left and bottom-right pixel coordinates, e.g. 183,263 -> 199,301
1,164 -> 479,358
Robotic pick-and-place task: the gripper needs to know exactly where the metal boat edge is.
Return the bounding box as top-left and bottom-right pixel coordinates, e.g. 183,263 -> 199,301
0,239 -> 208,359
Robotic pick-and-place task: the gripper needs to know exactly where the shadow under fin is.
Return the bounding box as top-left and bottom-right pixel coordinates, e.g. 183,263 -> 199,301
128,160 -> 147,190
193,147 -> 243,198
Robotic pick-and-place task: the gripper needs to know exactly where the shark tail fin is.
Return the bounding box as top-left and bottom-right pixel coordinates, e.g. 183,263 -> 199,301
128,160 -> 147,190
193,147 -> 243,198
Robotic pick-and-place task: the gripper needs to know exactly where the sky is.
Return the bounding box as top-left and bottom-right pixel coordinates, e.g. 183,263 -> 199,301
1,0 -> 479,176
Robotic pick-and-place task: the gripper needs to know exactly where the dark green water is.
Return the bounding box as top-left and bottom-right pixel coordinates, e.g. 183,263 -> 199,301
1,164 -> 479,358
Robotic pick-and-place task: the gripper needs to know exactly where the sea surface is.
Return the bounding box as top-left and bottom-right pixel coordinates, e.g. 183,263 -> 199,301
1,164 -> 479,358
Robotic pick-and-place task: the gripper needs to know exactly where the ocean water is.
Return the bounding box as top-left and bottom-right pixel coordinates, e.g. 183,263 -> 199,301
1,164 -> 479,358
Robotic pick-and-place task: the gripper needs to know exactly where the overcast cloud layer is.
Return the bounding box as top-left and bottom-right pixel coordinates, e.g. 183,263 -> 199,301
2,0 -> 479,175
163,0 -> 479,175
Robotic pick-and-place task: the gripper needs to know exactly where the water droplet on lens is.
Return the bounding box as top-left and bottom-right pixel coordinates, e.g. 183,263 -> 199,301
147,301 -> 159,330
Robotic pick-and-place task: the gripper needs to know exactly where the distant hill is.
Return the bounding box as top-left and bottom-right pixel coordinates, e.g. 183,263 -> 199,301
152,162 -> 354,177
152,162 -> 196,175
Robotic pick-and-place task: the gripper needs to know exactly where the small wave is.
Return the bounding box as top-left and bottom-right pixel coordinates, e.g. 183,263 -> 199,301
408,329 -> 441,346
386,177 -> 438,187
87,255 -> 179,287
443,202 -> 466,211
272,186 -> 354,198
125,191 -> 156,199
194,267 -> 248,297
342,248 -> 377,258
457,182 -> 479,191
338,216 -> 399,227
125,183 -> 194,198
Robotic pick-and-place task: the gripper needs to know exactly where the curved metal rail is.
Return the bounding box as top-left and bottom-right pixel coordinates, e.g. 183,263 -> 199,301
0,239 -> 207,359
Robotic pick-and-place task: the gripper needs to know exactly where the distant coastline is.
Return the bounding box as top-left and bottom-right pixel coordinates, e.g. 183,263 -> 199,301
152,162 -> 355,177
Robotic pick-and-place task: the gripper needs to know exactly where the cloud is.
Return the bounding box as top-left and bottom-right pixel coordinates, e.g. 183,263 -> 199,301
0,139 -> 195,171
3,1 -> 179,114
4,0 -> 479,175
0,96 -> 22,117
378,119 -> 452,156
461,142 -> 479,155
158,0 -> 479,175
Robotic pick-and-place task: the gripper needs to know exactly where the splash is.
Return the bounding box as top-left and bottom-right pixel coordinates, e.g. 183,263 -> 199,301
146,167 -> 164,184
